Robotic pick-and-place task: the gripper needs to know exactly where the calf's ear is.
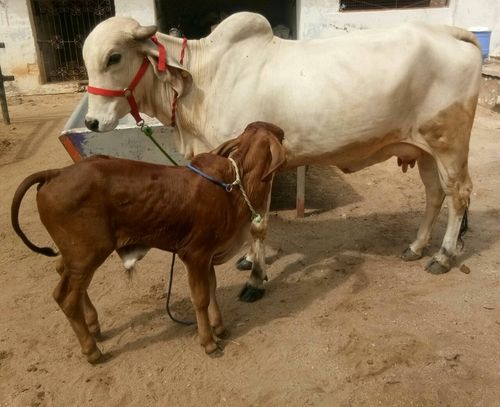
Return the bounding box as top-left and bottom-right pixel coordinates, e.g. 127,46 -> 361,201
261,138 -> 286,182
211,138 -> 241,157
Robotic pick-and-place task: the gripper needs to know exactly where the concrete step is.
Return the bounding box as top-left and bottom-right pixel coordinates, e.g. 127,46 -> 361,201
479,58 -> 500,110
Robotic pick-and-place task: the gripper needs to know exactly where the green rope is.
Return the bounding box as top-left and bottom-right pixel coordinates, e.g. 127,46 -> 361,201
140,124 -> 179,167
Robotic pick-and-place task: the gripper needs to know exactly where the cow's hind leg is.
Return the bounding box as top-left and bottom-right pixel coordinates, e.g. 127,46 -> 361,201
426,177 -> 471,274
239,215 -> 269,302
417,97 -> 475,274
402,153 -> 445,261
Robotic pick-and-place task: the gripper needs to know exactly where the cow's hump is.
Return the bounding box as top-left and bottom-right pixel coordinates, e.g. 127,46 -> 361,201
207,12 -> 273,45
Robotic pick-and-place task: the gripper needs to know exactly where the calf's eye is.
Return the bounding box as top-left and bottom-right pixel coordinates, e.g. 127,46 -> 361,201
107,53 -> 121,67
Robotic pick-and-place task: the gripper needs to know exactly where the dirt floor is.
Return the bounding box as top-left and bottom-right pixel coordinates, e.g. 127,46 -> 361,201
0,94 -> 499,406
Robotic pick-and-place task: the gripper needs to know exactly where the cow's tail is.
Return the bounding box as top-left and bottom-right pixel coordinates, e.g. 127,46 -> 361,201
445,26 -> 481,50
11,170 -> 60,257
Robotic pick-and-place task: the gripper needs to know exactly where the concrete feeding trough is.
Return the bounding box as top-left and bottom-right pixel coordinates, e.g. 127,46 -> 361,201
60,94 -> 305,217
59,93 -> 187,166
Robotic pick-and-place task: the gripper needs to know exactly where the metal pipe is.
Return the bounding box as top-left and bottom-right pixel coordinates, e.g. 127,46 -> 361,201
0,42 -> 15,125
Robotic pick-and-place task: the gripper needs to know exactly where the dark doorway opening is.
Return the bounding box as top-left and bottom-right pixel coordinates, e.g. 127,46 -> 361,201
156,0 -> 297,40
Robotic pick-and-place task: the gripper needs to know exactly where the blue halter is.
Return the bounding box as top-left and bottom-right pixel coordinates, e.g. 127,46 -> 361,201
186,163 -> 235,192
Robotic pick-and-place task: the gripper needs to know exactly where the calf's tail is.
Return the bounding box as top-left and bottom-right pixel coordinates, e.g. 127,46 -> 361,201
11,170 -> 60,257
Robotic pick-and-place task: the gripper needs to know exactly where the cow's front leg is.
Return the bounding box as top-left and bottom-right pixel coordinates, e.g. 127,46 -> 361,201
239,218 -> 268,302
236,250 -> 254,271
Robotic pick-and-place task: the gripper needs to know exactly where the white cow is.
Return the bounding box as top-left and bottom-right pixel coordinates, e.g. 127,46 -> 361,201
83,12 -> 482,301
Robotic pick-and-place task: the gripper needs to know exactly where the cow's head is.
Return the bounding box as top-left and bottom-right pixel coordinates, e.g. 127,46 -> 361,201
83,17 -> 191,132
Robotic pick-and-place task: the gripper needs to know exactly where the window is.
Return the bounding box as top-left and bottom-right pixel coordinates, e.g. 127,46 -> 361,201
340,0 -> 449,11
30,0 -> 115,83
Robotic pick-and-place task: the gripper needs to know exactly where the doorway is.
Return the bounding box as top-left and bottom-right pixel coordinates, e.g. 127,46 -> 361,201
155,0 -> 297,39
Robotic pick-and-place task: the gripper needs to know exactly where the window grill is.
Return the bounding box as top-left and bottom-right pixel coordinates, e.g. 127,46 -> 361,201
340,0 -> 449,11
30,0 -> 115,83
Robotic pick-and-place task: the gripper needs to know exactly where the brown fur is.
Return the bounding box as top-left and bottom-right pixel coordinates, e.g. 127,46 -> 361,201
11,121 -> 285,363
418,97 -> 477,210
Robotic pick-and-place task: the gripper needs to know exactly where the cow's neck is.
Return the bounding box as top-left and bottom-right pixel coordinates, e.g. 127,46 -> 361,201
144,34 -> 212,157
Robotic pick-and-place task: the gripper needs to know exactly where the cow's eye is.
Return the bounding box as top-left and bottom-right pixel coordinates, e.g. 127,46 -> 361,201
107,53 -> 121,67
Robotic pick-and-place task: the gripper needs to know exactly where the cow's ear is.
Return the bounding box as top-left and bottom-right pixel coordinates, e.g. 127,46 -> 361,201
132,25 -> 158,40
261,137 -> 286,182
139,40 -> 192,96
148,56 -> 192,96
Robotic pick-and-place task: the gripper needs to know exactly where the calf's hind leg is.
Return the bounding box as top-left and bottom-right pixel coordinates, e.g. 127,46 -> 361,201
183,254 -> 221,355
56,258 -> 101,338
53,266 -> 101,363
208,264 -> 225,338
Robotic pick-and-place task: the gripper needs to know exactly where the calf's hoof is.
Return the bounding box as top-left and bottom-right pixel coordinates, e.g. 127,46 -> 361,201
236,256 -> 253,271
401,247 -> 422,261
426,258 -> 450,275
85,348 -> 103,364
88,324 -> 102,340
239,283 -> 265,302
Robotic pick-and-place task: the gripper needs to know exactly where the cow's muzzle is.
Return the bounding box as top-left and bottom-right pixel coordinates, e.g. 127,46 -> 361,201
85,118 -> 99,132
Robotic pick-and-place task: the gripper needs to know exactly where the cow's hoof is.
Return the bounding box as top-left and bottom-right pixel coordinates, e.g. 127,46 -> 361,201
426,259 -> 450,275
238,283 -> 265,302
213,325 -> 229,339
86,348 -> 103,364
236,256 -> 253,271
401,247 -> 422,261
206,342 -> 224,358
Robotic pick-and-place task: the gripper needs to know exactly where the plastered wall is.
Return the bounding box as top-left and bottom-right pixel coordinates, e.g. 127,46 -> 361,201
1,0 -> 498,95
0,0 -> 156,95
298,0 -> 500,57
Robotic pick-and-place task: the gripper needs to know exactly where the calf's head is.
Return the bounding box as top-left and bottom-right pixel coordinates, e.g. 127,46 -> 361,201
212,121 -> 286,182
83,17 -> 191,132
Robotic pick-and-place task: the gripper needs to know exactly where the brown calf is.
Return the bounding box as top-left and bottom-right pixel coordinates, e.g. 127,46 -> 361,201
11,121 -> 285,363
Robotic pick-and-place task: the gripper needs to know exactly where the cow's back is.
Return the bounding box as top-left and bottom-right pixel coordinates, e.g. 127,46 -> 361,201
202,21 -> 480,163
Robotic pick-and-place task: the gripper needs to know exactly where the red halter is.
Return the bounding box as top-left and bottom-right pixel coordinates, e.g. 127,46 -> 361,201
87,36 -> 187,127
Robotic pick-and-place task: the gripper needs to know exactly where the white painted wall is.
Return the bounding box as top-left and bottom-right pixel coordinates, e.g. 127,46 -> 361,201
298,0 -> 499,57
1,0 -> 497,95
1,0 -> 156,95
0,0 -> 64,95
114,0 -> 156,25
452,0 -> 500,56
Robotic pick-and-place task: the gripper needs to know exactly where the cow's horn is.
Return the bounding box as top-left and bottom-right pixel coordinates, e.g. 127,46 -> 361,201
132,25 -> 158,40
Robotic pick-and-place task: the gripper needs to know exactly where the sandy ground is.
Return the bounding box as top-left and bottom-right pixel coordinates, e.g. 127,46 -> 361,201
0,94 -> 499,406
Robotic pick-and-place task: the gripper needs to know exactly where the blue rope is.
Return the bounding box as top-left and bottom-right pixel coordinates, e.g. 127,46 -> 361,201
187,163 -> 234,192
